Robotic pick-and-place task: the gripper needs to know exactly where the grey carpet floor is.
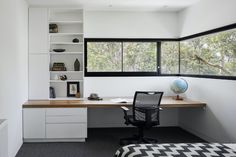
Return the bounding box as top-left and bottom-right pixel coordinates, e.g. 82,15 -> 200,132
16,127 -> 206,157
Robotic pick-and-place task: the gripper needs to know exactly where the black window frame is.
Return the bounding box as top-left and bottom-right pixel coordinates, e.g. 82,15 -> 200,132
179,23 -> 236,80
85,38 -> 179,77
84,23 -> 236,80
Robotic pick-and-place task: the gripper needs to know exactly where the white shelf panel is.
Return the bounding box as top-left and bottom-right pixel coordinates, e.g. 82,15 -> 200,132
50,71 -> 83,73
50,42 -> 83,45
49,21 -> 83,24
49,33 -> 83,36
50,52 -> 83,55
50,80 -> 83,83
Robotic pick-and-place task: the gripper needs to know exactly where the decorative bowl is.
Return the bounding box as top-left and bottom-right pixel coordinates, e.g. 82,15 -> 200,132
53,49 -> 65,52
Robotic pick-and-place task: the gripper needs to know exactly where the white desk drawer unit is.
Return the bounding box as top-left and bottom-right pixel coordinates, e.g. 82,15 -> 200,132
46,108 -> 87,123
46,123 -> 87,139
46,115 -> 86,123
46,108 -> 86,116
23,108 -> 87,142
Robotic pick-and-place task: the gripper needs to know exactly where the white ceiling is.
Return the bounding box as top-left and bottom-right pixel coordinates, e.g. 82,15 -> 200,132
26,0 -> 201,12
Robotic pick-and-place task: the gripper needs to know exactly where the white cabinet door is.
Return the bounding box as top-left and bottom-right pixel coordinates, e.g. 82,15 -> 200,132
46,123 -> 87,139
29,54 -> 49,99
23,109 -> 46,139
29,8 -> 48,53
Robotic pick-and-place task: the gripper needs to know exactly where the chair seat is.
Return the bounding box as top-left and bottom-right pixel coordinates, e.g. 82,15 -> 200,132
126,115 -> 158,127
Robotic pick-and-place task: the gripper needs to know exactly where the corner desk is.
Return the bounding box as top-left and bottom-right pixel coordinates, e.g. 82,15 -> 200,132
23,96 -> 206,108
22,96 -> 206,142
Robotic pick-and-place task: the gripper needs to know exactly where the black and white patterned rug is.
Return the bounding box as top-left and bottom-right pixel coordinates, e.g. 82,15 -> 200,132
115,143 -> 236,157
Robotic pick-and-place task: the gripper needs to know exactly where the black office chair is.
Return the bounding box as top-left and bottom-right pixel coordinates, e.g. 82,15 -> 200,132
120,91 -> 163,145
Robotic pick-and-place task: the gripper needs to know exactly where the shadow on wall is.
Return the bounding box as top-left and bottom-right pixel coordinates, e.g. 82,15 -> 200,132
179,107 -> 232,142
179,77 -> 236,143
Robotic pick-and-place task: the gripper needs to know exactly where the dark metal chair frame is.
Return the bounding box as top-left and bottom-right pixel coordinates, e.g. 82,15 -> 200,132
120,91 -> 164,145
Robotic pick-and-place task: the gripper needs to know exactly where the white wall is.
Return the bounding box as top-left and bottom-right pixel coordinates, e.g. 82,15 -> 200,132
85,77 -> 179,127
84,11 -> 179,38
84,2 -> 236,142
178,0 -> 236,142
0,0 -> 28,156
180,78 -> 236,142
178,0 -> 236,37
84,11 -> 179,127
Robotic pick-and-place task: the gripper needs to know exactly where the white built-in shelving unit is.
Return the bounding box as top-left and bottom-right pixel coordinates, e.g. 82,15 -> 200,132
27,8 -> 87,142
28,8 -> 84,100
49,8 -> 84,100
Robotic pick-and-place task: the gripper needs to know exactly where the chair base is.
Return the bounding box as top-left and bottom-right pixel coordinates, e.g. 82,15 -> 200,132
119,135 -> 158,145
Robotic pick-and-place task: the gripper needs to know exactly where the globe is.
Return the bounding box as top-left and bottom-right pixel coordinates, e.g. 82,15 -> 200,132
170,78 -> 188,100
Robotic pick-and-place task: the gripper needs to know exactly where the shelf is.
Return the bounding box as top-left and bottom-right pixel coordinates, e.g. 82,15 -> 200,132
49,21 -> 83,24
50,42 -> 83,45
48,9 -> 84,99
49,33 -> 84,36
50,71 -> 83,73
50,52 -> 83,55
50,80 -> 83,83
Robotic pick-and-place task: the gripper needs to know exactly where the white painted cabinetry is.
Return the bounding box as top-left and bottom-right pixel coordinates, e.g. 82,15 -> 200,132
0,120 -> 8,157
46,108 -> 87,139
29,54 -> 49,99
28,8 -> 49,99
29,8 -> 48,53
23,109 -> 46,139
28,8 -> 84,99
23,108 -> 87,142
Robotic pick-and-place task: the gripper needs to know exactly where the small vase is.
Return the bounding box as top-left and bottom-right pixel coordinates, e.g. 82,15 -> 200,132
74,58 -> 80,71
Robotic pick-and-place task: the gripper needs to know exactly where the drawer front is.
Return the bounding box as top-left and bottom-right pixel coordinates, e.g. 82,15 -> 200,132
46,123 -> 87,138
46,115 -> 87,123
46,108 -> 87,116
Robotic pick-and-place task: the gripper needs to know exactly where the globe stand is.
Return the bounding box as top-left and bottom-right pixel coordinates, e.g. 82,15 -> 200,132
174,95 -> 183,100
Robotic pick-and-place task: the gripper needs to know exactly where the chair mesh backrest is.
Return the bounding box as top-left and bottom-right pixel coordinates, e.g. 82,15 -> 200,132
133,91 -> 163,122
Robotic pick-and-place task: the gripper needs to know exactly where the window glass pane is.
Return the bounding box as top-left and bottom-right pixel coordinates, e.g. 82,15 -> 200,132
123,42 -> 157,72
87,42 -> 122,72
161,42 -> 179,74
180,29 -> 236,76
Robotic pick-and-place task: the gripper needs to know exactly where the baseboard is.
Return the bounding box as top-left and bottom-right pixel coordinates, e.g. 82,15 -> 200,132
179,122 -> 217,142
88,122 -> 178,128
23,138 -> 86,143
88,126 -> 179,129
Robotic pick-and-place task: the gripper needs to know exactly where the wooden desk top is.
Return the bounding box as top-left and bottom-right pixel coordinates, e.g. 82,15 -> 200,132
23,96 -> 206,108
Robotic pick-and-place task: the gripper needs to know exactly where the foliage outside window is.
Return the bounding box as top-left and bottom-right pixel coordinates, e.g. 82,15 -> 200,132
86,41 -> 158,74
180,28 -> 236,76
87,42 -> 122,72
123,42 -> 157,72
161,42 -> 179,74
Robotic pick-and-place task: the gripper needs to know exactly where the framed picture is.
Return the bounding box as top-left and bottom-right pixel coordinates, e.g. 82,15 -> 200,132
67,82 -> 80,97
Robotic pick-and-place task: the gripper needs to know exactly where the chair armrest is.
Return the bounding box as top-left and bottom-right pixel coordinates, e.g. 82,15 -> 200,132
121,106 -> 129,111
121,106 -> 130,125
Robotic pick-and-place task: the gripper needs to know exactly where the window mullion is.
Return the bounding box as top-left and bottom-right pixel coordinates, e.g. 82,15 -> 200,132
121,42 -> 124,72
157,42 -> 161,75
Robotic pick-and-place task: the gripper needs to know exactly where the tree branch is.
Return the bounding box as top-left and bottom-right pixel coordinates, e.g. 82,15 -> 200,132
194,54 -> 231,75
